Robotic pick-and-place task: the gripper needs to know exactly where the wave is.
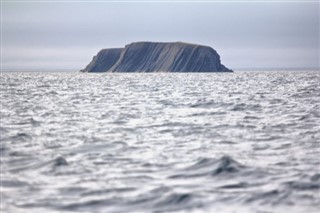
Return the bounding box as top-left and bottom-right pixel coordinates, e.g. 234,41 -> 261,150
169,155 -> 249,179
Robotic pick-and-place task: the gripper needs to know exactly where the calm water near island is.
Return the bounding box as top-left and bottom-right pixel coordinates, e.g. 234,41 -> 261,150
1,71 -> 320,213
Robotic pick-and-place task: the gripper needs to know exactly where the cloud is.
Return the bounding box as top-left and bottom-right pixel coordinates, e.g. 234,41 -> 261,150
2,2 -> 319,69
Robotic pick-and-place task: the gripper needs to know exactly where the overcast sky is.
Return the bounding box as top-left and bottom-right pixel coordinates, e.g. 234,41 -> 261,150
2,1 -> 319,70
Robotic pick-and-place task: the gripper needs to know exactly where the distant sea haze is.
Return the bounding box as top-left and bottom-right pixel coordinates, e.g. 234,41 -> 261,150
1,71 -> 320,213
2,68 -> 319,72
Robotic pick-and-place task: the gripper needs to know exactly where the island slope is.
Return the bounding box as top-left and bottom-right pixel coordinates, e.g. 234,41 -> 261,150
81,42 -> 232,72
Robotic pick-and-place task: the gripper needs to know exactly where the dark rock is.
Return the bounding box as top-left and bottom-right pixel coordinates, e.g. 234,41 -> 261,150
82,48 -> 122,72
82,42 -> 232,72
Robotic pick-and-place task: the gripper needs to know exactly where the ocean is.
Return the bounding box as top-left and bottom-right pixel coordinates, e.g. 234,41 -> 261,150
1,71 -> 320,213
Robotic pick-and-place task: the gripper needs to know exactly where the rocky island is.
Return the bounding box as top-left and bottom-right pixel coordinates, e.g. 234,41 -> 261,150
81,42 -> 232,72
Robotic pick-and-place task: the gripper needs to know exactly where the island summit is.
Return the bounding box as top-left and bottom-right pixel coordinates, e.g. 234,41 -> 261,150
81,42 -> 232,72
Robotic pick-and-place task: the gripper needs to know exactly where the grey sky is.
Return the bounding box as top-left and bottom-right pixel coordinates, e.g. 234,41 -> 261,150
2,1 -> 319,70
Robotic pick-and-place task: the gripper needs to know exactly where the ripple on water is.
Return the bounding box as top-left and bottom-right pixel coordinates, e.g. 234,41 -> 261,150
169,155 -> 249,179
1,71 -> 320,213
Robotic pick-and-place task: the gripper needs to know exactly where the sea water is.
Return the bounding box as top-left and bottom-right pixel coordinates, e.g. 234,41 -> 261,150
1,71 -> 320,213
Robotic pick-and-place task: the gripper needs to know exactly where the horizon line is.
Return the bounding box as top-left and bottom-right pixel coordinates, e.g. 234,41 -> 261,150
1,67 -> 319,72
2,0 -> 320,2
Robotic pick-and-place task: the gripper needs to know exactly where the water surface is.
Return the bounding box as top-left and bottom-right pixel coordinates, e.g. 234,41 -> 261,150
1,71 -> 320,213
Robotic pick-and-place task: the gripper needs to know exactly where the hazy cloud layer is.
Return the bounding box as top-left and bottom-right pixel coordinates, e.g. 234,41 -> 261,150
2,2 -> 319,70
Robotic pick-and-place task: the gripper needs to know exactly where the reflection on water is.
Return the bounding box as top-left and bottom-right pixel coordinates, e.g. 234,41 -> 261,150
1,71 -> 320,213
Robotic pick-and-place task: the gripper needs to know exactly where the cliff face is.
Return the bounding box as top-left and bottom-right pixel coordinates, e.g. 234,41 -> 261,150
82,48 -> 123,72
82,42 -> 232,72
